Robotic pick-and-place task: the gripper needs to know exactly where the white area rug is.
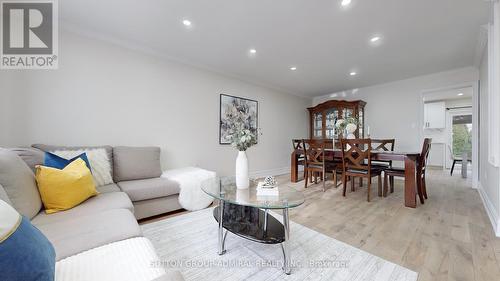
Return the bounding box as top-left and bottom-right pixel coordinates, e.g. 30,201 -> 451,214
142,208 -> 418,281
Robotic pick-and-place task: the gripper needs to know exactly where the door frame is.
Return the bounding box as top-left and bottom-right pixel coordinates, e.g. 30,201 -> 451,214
420,82 -> 479,189
446,108 -> 473,169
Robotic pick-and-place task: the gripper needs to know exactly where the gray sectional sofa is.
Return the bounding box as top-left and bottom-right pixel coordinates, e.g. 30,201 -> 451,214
0,146 -> 184,281
30,144 -> 183,220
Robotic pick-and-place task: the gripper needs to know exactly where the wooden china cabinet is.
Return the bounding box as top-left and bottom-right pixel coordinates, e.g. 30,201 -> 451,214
307,100 -> 366,140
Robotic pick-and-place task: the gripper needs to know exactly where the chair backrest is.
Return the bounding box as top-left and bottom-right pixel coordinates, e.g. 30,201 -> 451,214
371,139 -> 395,151
302,139 -> 326,167
292,139 -> 304,151
420,138 -> 432,171
341,139 -> 372,173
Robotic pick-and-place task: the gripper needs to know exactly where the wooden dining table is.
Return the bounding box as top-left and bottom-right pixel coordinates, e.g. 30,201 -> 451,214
291,148 -> 421,208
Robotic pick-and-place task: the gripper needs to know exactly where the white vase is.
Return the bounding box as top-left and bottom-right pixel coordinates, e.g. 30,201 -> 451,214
236,151 -> 249,189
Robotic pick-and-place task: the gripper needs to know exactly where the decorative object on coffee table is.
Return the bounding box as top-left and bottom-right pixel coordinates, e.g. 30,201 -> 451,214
201,177 -> 305,275
219,94 -> 259,189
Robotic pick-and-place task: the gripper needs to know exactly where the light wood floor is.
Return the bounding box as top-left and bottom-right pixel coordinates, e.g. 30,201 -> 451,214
279,169 -> 500,281
142,169 -> 500,281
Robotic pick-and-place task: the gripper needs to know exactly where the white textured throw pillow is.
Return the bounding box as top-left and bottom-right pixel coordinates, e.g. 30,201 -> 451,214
53,149 -> 113,187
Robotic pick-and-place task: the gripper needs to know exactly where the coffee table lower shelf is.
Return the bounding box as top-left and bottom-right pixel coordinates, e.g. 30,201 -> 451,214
212,205 -> 285,244
212,203 -> 292,274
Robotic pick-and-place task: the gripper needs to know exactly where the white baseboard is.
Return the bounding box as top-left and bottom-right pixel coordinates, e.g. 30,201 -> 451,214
249,167 -> 291,179
477,182 -> 500,237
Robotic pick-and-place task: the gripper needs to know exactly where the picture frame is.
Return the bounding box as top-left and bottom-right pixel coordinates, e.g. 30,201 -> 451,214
219,94 -> 259,145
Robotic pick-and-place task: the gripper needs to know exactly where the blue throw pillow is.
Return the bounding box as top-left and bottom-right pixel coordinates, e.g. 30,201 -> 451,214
44,152 -> 92,172
0,200 -> 56,281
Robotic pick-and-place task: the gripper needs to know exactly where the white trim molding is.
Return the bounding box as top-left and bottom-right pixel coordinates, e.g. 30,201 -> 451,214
487,3 -> 500,167
478,183 -> 500,237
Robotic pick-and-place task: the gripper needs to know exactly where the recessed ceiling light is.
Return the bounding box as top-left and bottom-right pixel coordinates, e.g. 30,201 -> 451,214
249,49 -> 257,54
290,66 -> 297,71
458,93 -> 464,96
341,0 -> 352,7
182,19 -> 192,27
370,36 -> 381,43
350,71 -> 357,76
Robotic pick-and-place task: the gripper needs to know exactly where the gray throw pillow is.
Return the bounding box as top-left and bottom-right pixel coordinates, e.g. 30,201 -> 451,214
113,146 -> 162,182
0,149 -> 42,219
7,147 -> 44,172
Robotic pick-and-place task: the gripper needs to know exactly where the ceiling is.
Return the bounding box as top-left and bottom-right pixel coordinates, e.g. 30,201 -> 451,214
60,0 -> 490,97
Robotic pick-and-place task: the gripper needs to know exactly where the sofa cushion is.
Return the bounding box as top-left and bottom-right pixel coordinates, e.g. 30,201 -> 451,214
117,178 -> 180,202
96,183 -> 120,194
113,146 -> 162,182
7,147 -> 44,172
32,192 -> 133,226
36,209 -> 142,261
32,144 -> 113,177
0,149 -> 42,219
55,237 -> 166,281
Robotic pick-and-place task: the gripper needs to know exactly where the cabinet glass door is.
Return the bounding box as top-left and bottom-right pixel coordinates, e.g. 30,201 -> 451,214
343,107 -> 354,118
325,108 -> 338,139
313,112 -> 323,138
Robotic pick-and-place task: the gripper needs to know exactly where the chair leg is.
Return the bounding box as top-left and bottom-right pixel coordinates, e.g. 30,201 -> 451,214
342,174 -> 347,197
333,172 -> 338,188
304,170 -> 309,189
359,178 -> 363,187
416,172 -> 425,204
390,176 -> 394,193
367,178 -> 371,202
351,176 -> 355,191
383,173 -> 389,197
422,174 -> 428,199
378,175 -> 382,197
322,172 -> 326,192
450,160 -> 456,175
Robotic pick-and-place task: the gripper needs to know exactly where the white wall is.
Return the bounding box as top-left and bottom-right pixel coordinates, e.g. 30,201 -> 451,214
313,67 -> 478,153
0,31 -> 310,176
479,45 -> 500,235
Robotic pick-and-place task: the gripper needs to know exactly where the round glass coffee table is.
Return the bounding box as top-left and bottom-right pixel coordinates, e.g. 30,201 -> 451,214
201,177 -> 305,275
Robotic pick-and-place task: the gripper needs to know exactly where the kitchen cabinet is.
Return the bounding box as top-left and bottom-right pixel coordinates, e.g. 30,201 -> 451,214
424,101 -> 446,129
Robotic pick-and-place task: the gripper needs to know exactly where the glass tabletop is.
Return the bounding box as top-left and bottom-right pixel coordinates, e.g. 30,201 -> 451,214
201,177 -> 305,209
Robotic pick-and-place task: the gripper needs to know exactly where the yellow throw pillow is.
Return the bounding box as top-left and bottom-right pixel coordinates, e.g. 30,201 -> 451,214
35,158 -> 98,214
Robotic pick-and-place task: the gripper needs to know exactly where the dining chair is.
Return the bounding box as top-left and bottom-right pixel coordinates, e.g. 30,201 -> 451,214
292,139 -> 307,180
448,145 -> 472,176
371,139 -> 395,168
383,138 -> 432,204
302,139 -> 339,192
340,138 -> 383,202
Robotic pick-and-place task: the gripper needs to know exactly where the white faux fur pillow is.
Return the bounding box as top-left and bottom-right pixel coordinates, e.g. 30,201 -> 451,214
53,149 -> 113,187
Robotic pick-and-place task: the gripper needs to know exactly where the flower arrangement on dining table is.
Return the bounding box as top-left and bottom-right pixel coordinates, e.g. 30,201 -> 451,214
335,117 -> 358,138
